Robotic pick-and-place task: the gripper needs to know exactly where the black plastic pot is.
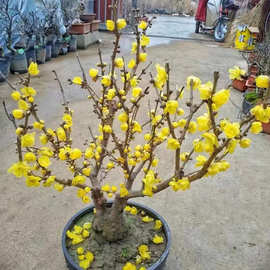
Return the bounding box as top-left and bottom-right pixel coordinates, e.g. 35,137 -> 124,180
25,48 -> 37,66
36,47 -> 46,64
62,201 -> 171,270
45,45 -> 52,61
0,55 -> 11,82
10,53 -> 28,74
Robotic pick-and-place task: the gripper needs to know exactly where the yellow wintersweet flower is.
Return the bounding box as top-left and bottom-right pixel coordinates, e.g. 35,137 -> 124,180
43,175 -> 56,187
224,122 -> 240,139
12,109 -> 24,119
111,185 -> 117,193
11,91 -> 21,101
188,121 -> 197,134
33,121 -> 44,130
106,20 -> 115,31
120,184 -> 129,198
180,152 -> 189,162
138,20 -> 148,30
63,114 -> 72,128
77,188 -> 86,198
123,262 -> 136,270
152,234 -> 164,244
79,259 -> 90,270
38,155 -> 51,168
72,77 -> 82,85
226,139 -> 238,154
138,244 -> 151,260
24,152 -> 36,163
130,207 -> 138,215
103,125 -> 112,134
26,175 -> 41,187
169,178 -> 190,191
152,115 -> 162,126
21,132 -> 35,147
178,119 -> 187,128
196,155 -> 207,167
56,127 -> 66,142
154,220 -> 163,230
83,222 -> 92,230
141,34 -> 150,47
256,75 -> 270,88
186,75 -> 201,90
132,87 -> 142,98
28,96 -> 34,103
77,247 -> 84,255
229,66 -> 246,80
132,121 -> 142,133
164,100 -> 178,114
128,59 -> 136,69
131,42 -> 137,54
101,76 -> 111,87
121,123 -> 128,132
107,162 -> 115,170
250,121 -> 262,134
82,229 -> 90,238
21,87 -> 36,97
82,167 -> 91,176
54,183 -> 64,192
101,184 -> 111,192
107,88 -> 116,100
28,62 -> 39,76
139,53 -> 147,62
89,68 -> 98,80
47,128 -> 55,137
18,99 -> 30,111
198,82 -> 212,100
250,105 -> 270,123
197,115 -> 210,132
151,158 -> 159,167
142,216 -> 154,223
130,76 -> 138,87
239,138 -> 251,148
8,161 -> 31,178
115,57 -> 124,68
177,108 -> 184,116
193,139 -> 204,152
72,175 -> 86,186
70,148 -> 82,160
167,138 -> 180,150
212,89 -> 230,109
117,18 -> 127,30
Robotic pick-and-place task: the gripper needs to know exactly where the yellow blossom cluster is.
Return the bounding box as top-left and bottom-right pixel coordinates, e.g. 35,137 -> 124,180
76,247 -> 94,270
66,223 -> 91,245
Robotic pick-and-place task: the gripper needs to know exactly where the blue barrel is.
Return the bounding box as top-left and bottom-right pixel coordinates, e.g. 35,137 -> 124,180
0,56 -> 11,82
10,53 -> 28,74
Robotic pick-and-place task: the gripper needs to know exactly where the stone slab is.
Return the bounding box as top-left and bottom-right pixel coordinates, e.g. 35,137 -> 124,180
75,31 -> 100,49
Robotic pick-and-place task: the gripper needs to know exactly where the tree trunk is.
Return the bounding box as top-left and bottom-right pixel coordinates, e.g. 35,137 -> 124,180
92,195 -> 128,242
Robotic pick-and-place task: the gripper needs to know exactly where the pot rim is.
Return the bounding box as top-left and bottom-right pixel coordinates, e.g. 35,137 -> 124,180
62,200 -> 171,270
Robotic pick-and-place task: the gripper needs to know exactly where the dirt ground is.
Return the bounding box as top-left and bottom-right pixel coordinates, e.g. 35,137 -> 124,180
0,32 -> 270,270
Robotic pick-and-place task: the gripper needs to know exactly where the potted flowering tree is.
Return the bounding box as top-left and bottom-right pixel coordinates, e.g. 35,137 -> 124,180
5,3 -> 270,270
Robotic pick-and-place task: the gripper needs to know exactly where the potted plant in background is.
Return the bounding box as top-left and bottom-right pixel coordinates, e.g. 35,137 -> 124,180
229,66 -> 247,92
0,0 -> 28,74
0,45 -> 11,82
5,4 -> 270,270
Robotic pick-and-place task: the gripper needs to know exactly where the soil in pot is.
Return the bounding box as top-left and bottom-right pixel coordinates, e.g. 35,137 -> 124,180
65,205 -> 167,270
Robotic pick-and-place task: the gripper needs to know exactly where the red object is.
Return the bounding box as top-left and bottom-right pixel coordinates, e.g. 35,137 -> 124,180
249,64 -> 259,75
262,122 -> 270,134
94,0 -> 123,23
232,79 -> 247,92
195,0 -> 209,22
246,75 -> 256,88
90,20 -> 101,32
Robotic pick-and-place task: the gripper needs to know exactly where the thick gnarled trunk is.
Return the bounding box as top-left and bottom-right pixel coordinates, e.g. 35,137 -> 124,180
92,195 -> 128,242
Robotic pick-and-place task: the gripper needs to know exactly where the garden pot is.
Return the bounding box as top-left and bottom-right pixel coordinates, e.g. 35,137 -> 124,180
249,64 -> 258,76
68,37 -> 77,52
10,53 -> 28,74
60,46 -> 68,55
45,45 -> 52,61
245,75 -> 256,88
232,79 -> 247,92
25,48 -> 36,66
0,56 -> 11,82
36,47 -> 46,64
52,42 -> 61,58
242,96 -> 255,115
80,14 -> 96,23
70,23 -> 91,35
90,20 -> 101,32
62,201 -> 171,270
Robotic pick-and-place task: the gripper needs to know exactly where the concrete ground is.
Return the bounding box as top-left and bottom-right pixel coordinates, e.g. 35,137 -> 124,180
0,31 -> 270,270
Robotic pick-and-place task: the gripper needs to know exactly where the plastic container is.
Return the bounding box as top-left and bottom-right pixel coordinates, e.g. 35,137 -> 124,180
52,42 -> 61,58
62,201 -> 171,270
0,56 -> 11,82
10,53 -> 28,74
36,47 -> 46,64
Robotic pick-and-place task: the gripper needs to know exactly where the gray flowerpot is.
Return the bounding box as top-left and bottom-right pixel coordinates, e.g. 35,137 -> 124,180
10,53 -> 28,74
